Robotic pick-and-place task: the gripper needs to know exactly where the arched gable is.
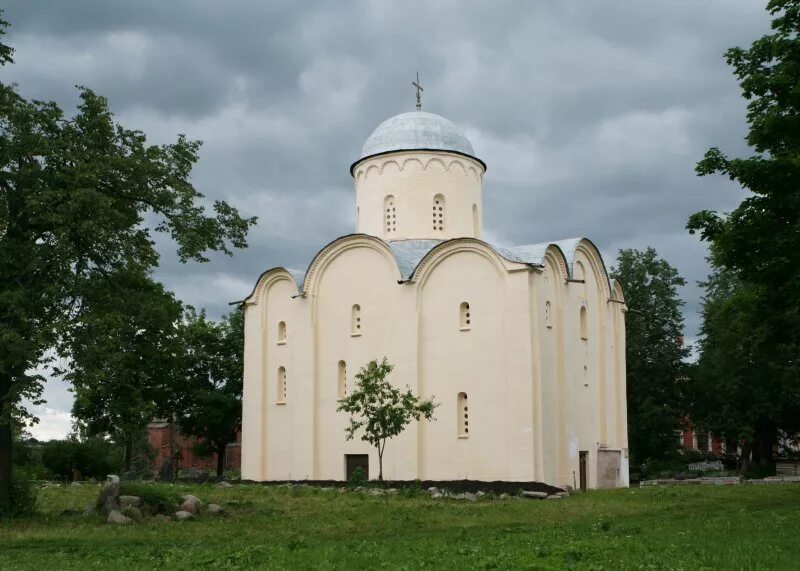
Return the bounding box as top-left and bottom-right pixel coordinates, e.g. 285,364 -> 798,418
611,279 -> 626,304
543,245 -> 571,283
572,239 -> 613,301
302,234 -> 402,295
411,238 -> 511,289
244,268 -> 300,306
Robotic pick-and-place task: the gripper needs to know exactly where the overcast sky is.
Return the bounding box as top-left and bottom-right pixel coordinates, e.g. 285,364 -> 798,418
6,1 -> 769,440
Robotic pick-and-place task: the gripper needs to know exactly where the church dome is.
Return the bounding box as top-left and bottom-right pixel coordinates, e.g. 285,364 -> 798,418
354,111 -> 483,171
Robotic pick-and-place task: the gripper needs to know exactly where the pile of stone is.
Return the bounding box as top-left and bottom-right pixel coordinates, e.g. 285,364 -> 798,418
84,475 -> 227,525
425,486 -> 569,501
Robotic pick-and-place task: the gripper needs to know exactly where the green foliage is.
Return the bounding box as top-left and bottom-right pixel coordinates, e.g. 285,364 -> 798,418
688,0 -> 800,465
348,467 -> 365,487
65,269 -> 183,472
611,248 -> 690,468
37,438 -> 123,480
0,14 -> 255,505
337,358 -> 438,481
0,471 -> 37,518
171,308 -> 243,476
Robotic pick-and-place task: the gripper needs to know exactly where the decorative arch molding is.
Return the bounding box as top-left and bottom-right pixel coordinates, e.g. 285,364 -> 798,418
353,152 -> 484,183
573,239 -> 613,301
611,279 -> 626,303
302,233 -> 402,295
245,268 -> 300,306
411,238 -> 509,290
543,246 -> 571,284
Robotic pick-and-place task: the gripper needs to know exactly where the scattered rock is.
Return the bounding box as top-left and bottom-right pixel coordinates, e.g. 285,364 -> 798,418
174,510 -> 195,521
106,510 -> 132,525
123,506 -> 144,520
428,487 -> 439,493
107,475 -> 120,484
462,492 -> 477,502
119,495 -> 142,509
70,482 -> 83,488
96,478 -> 120,511
207,503 -> 224,514
102,495 -> 120,515
521,491 -> 549,499
546,495 -> 562,500
386,488 -> 398,495
369,489 -> 384,496
476,491 -> 486,498
82,504 -> 95,516
555,491 -> 570,498
153,514 -> 172,523
179,494 -> 202,514
431,492 -> 443,499
216,481 -> 233,488
499,493 -> 510,500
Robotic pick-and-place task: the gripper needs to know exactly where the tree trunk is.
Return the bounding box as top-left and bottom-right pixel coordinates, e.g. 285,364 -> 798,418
123,436 -> 132,473
377,443 -> 383,482
740,440 -> 752,473
216,442 -> 226,477
0,396 -> 12,511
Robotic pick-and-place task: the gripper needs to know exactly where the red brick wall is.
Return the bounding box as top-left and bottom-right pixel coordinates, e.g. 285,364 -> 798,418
148,422 -> 241,473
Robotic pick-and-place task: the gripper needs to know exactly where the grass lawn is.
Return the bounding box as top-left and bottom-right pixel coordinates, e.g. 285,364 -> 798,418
1,482 -> 799,570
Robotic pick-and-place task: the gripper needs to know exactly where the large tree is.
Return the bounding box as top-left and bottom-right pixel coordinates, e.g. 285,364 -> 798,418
611,248 -> 690,469
0,16 -> 256,508
173,308 -> 244,477
688,0 -> 800,465
66,268 -> 183,472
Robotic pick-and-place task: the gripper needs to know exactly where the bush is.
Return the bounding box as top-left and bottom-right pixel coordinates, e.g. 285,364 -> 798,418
0,471 -> 38,517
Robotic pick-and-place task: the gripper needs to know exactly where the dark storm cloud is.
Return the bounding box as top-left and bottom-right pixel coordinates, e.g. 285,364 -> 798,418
6,0 -> 771,436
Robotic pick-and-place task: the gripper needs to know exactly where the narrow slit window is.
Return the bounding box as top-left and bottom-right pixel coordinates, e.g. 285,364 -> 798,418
277,320 -> 287,343
433,194 -> 445,232
545,301 -> 552,329
384,195 -> 396,235
472,203 -> 479,236
459,301 -> 471,330
351,304 -> 362,335
337,360 -> 347,398
458,392 -> 469,437
580,306 -> 588,341
277,366 -> 287,404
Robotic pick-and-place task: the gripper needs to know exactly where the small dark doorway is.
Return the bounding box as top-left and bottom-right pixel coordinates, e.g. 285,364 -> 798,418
345,454 -> 369,481
579,451 -> 588,491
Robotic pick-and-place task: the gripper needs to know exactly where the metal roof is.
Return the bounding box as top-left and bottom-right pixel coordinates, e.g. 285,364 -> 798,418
359,111 -> 478,162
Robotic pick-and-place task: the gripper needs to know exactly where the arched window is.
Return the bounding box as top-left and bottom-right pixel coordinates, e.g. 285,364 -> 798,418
384,195 -> 396,235
573,261 -> 586,282
337,360 -> 347,398
459,301 -> 471,330
457,392 -> 469,437
472,203 -> 479,236
580,306 -> 588,341
277,321 -> 287,344
351,304 -> 362,335
277,366 -> 287,404
433,194 -> 445,232
545,301 -> 552,329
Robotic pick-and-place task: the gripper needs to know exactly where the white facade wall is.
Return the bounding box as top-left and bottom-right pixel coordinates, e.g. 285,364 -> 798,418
241,138 -> 629,488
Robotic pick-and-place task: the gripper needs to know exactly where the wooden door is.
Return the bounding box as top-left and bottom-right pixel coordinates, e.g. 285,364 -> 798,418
579,451 -> 588,491
597,450 -> 621,489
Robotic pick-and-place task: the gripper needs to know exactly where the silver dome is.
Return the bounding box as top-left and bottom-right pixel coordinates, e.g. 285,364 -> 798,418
358,111 -> 480,164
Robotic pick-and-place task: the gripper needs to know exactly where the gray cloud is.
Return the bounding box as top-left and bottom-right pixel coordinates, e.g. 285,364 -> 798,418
6,0 -> 770,438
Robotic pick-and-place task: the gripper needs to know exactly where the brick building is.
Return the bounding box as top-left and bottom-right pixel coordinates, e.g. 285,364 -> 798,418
148,420 -> 241,474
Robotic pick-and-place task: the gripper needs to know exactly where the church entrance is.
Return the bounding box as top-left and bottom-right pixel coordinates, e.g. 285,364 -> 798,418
597,450 -> 621,489
345,454 -> 369,481
579,451 -> 588,491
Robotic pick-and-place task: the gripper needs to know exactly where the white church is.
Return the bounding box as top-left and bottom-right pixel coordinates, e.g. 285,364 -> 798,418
240,96 -> 629,490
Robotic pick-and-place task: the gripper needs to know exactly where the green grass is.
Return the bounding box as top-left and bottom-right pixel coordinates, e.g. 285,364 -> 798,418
1,483 -> 799,569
